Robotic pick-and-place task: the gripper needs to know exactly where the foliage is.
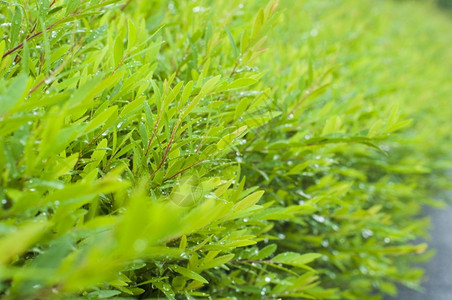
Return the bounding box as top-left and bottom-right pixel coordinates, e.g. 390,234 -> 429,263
0,0 -> 451,299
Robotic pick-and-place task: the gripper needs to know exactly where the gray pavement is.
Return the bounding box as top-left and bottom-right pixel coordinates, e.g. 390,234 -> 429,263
392,205 -> 452,300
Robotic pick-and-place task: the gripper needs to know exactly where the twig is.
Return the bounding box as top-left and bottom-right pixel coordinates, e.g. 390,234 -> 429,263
2,17 -> 68,59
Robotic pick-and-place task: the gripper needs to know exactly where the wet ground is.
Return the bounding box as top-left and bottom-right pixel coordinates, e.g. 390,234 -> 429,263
390,205 -> 452,300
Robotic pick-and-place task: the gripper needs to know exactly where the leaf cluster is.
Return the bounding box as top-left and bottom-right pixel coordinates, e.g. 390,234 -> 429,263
0,0 -> 451,299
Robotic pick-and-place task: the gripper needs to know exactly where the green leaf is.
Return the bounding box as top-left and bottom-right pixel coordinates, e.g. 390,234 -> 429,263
217,125 -> 247,151
233,191 -> 264,212
170,265 -> 208,284
273,252 -> 322,268
0,221 -> 49,265
200,254 -> 235,270
127,19 -> 137,51
114,35 -> 124,66
225,26 -> 238,59
10,7 -> 22,47
0,73 -> 27,115
84,106 -> 118,134
39,0 -> 50,21
228,78 -> 257,90
251,9 -> 264,39
87,290 -> 122,298
199,75 -> 221,96
253,244 -> 277,260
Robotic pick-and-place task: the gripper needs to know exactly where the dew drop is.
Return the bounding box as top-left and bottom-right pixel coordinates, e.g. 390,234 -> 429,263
45,77 -> 55,84
361,229 -> 373,239
193,6 -> 206,13
359,265 -> 368,274
313,214 -> 325,223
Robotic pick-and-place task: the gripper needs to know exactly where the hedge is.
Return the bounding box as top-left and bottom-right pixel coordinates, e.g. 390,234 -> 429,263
0,0 -> 451,299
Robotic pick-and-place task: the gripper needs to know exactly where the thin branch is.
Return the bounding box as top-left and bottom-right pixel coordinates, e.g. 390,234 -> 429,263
2,19 -> 65,59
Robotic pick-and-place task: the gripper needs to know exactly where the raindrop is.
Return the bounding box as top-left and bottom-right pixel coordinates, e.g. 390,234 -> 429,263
296,189 -> 312,199
205,193 -> 216,199
321,240 -> 329,247
313,214 -> 325,223
361,229 -> 373,239
264,277 -> 271,282
310,28 -> 319,37
45,77 -> 55,84
359,265 -> 368,274
193,6 -> 206,13
277,233 -> 286,239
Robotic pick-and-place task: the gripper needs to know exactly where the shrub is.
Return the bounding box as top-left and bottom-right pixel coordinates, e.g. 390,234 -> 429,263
0,0 -> 451,299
